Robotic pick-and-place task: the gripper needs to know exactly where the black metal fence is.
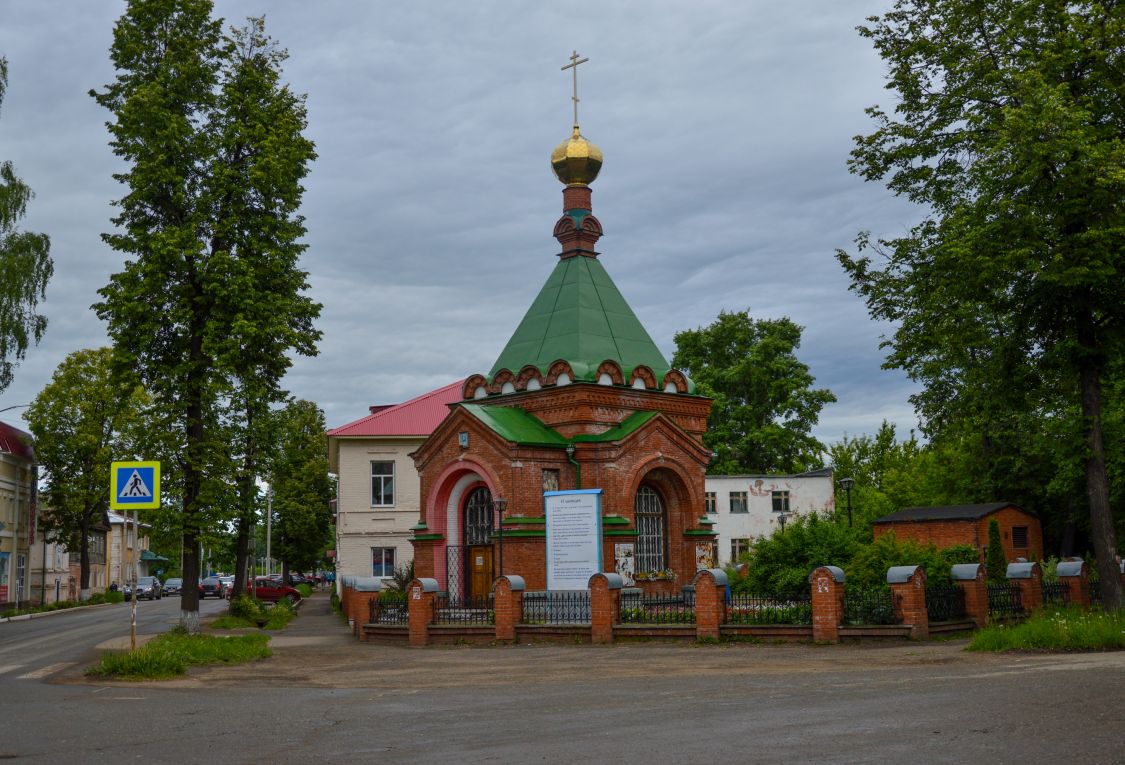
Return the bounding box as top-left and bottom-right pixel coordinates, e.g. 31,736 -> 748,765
433,593 -> 493,625
369,597 -> 408,625
925,584 -> 966,621
987,582 -> 1024,618
726,590 -> 812,625
619,590 -> 696,624
1041,581 -> 1071,606
843,586 -> 898,625
444,546 -> 468,605
522,590 -> 592,625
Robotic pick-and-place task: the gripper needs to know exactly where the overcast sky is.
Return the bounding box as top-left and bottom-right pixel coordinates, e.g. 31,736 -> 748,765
1,1 -> 923,449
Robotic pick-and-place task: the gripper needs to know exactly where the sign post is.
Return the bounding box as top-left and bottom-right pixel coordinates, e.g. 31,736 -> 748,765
110,461 -> 160,651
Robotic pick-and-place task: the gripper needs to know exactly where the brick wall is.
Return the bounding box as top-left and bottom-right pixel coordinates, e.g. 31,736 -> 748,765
873,506 -> 1044,562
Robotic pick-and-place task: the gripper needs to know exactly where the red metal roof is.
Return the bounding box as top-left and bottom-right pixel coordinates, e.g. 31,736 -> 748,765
0,420 -> 35,461
327,380 -> 464,437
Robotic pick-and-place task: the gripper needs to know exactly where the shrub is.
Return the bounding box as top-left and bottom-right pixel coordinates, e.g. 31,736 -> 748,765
86,632 -> 271,680
848,534 -> 978,588
228,594 -> 264,620
296,584 -> 313,598
389,561 -> 415,592
732,512 -> 862,594
986,519 -> 1007,583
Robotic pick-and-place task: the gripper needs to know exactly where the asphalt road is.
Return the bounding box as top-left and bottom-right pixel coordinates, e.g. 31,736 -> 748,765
1,596 -> 1122,764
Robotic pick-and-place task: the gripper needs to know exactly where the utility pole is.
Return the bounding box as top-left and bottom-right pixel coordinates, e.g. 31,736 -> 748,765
129,511 -> 137,650
266,488 -> 274,577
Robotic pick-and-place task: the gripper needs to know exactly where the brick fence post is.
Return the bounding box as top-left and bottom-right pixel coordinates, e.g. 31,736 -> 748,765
493,575 -> 526,643
589,573 -> 623,645
1056,560 -> 1089,607
693,568 -> 728,641
352,577 -> 382,641
1007,562 -> 1042,614
952,563 -> 988,628
810,566 -> 844,643
407,578 -> 439,647
887,565 -> 928,639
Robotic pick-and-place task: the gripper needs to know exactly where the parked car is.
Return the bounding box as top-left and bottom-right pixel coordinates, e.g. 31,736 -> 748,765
134,576 -> 163,600
219,576 -> 234,597
200,576 -> 225,599
163,577 -> 183,596
247,576 -> 302,604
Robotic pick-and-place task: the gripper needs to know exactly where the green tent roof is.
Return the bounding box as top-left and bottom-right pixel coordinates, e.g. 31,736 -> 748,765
463,405 -> 660,448
489,256 -> 672,382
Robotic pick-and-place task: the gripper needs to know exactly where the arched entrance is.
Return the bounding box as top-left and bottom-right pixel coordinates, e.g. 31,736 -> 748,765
463,486 -> 494,600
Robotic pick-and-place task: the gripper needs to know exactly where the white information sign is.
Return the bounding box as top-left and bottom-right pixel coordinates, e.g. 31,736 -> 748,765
545,489 -> 603,590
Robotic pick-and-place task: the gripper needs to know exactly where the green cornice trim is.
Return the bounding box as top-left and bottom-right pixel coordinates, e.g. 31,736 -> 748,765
504,516 -> 546,525
498,530 -> 546,538
409,522 -> 429,531
601,515 -> 631,526
683,529 -> 717,537
604,530 -> 639,537
411,534 -> 445,541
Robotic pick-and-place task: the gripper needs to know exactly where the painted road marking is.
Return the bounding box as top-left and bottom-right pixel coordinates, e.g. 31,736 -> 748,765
0,664 -> 25,675
17,662 -> 75,679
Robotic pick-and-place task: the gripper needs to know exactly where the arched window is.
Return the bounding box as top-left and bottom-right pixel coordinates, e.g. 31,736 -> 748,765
464,486 -> 493,545
635,485 -> 666,574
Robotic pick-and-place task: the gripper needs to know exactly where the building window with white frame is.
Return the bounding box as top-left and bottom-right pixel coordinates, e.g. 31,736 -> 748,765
635,485 -> 667,574
705,492 -> 716,514
771,490 -> 790,513
371,461 -> 395,506
729,491 -> 748,513
372,547 -> 396,577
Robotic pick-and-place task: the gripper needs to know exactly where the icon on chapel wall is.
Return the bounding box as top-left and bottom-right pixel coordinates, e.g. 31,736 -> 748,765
614,543 -> 635,586
696,543 -> 716,571
542,468 -> 559,493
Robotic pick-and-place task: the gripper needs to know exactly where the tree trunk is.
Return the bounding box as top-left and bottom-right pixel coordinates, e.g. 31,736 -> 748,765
1077,320 -> 1123,611
79,515 -> 91,601
180,388 -> 205,633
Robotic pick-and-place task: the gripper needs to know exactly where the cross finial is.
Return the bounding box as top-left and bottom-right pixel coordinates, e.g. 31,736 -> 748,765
561,50 -> 589,129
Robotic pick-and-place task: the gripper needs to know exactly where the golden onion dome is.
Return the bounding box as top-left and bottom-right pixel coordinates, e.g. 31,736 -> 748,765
551,126 -> 603,186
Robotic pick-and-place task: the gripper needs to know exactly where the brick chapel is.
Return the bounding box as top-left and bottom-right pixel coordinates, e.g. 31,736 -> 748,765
410,81 -> 715,600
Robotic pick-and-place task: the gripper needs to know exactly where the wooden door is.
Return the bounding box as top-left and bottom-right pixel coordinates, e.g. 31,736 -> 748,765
468,546 -> 493,601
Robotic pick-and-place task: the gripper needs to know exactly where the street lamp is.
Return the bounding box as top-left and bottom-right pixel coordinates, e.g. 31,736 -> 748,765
265,488 -> 274,576
492,497 -> 508,578
778,512 -> 792,532
839,477 -> 855,528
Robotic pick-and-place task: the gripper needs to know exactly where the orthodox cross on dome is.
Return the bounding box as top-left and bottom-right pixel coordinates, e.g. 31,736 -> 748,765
561,50 -> 589,128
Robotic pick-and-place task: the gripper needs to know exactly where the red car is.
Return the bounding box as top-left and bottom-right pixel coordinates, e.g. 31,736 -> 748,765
247,577 -> 302,604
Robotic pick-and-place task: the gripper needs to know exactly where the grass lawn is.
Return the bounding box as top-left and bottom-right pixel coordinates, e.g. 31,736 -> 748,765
968,606 -> 1125,652
86,630 -> 271,680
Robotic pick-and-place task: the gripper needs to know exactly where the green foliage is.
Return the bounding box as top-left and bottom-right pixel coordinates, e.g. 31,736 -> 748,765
672,310 -> 835,474
209,615 -> 258,629
388,561 -> 415,593
968,606 -> 1125,652
986,519 -> 1008,584
733,513 -> 862,593
267,400 -> 333,573
90,1 -> 320,622
0,56 -> 53,394
263,604 -> 294,630
840,0 -> 1124,609
295,584 -> 313,598
228,593 -> 265,620
846,533 -> 977,588
26,348 -> 150,593
86,632 -> 271,679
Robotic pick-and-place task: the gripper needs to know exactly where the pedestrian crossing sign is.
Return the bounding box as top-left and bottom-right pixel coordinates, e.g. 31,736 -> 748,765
110,461 -> 161,510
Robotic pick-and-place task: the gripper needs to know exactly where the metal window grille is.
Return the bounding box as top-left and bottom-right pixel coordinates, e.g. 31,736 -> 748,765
522,590 -> 591,624
843,586 -> 898,625
925,584 -> 966,621
445,545 -> 467,604
464,487 -> 493,546
634,486 -> 666,574
619,590 -> 696,624
726,590 -> 812,625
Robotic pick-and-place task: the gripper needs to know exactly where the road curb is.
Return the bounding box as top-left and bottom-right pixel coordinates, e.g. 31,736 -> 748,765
0,600 -> 122,624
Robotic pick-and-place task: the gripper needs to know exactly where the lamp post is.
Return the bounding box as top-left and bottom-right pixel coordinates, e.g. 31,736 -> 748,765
839,477 -> 855,528
493,497 -> 508,578
778,512 -> 792,533
265,488 -> 274,577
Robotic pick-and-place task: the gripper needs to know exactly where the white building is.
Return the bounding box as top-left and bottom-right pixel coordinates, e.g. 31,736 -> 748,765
326,381 -> 462,584
704,469 -> 835,565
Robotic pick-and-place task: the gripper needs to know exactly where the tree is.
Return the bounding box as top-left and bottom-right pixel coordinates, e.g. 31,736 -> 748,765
25,349 -> 147,598
91,2 -> 319,630
672,310 -> 836,474
267,400 -> 332,577
986,519 -> 1007,584
839,1 -> 1124,609
0,57 -> 52,395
